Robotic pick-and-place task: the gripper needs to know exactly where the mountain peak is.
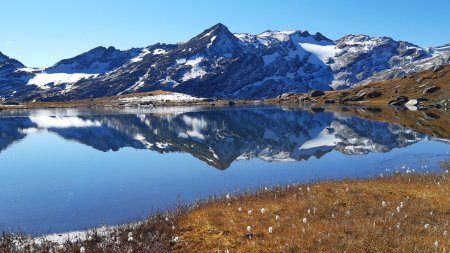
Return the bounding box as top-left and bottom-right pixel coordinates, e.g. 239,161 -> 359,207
0,51 -> 25,68
210,23 -> 229,32
198,23 -> 234,39
184,23 -> 242,56
313,32 -> 332,42
0,51 -> 6,62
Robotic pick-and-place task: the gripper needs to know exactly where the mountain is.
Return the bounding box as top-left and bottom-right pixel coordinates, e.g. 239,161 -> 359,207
45,46 -> 142,75
0,51 -> 35,101
1,23 -> 449,101
0,46 -> 142,101
432,43 -> 450,53
0,107 -> 424,170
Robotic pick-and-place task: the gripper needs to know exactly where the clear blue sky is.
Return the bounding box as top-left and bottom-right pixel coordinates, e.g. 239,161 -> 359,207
1,0 -> 449,67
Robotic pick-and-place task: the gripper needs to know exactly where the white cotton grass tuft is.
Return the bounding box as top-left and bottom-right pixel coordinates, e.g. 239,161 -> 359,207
238,207 -> 243,212
396,206 -> 401,213
303,217 -> 308,224
307,186 -> 311,192
248,209 -> 252,215
79,247 -> 86,253
268,227 -> 273,233
400,202 -> 404,208
128,236 -> 134,242
246,225 -> 252,234
424,224 -> 430,229
226,194 -> 230,200
260,208 -> 266,214
275,215 -> 280,220
434,241 -> 439,247
128,232 -> 133,238
382,201 -> 387,207
443,231 -> 448,237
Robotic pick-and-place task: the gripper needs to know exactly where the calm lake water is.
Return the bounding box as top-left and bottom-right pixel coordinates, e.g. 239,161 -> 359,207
0,105 -> 449,234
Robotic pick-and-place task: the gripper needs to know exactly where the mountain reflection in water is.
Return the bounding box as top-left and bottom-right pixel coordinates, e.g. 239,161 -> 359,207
0,106 -> 428,170
0,106 -> 448,234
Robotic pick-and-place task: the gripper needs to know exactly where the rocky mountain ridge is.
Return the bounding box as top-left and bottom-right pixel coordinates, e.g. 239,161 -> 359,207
0,23 -> 448,101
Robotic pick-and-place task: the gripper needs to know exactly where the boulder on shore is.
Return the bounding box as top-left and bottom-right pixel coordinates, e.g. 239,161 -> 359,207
310,90 -> 325,97
388,96 -> 409,106
423,86 -> 441,94
350,94 -> 365,101
367,91 -> 383,99
2,101 -> 20,105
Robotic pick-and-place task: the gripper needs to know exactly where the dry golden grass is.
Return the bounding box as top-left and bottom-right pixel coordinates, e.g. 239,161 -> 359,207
1,174 -> 449,252
176,174 -> 450,252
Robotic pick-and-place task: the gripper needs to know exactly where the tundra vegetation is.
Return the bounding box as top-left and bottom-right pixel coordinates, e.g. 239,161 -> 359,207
1,163 -> 449,252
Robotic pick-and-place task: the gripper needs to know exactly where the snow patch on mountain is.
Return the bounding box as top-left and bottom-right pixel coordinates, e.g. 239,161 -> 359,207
179,55 -> 207,81
27,73 -> 97,89
17,67 -> 42,73
153,48 -> 167,55
182,68 -> 207,82
299,43 -> 340,63
118,92 -> 202,103
130,48 -> 151,63
176,58 -> 187,65
185,55 -> 204,66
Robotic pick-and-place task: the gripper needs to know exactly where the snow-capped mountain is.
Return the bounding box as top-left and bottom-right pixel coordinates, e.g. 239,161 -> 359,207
1,23 -> 449,101
0,107 -> 424,170
0,46 -> 142,101
432,43 -> 450,53
46,46 -> 141,74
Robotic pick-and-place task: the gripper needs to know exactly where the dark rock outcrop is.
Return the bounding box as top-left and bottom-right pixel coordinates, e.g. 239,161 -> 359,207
388,96 -> 409,106
367,91 -> 383,99
310,90 -> 325,97
423,86 -> 441,94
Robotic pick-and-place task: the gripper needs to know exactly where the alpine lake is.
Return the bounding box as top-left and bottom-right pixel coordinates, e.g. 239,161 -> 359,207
0,105 -> 448,234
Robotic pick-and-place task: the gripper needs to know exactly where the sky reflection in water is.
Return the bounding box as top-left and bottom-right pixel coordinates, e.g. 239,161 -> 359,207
0,106 -> 448,234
